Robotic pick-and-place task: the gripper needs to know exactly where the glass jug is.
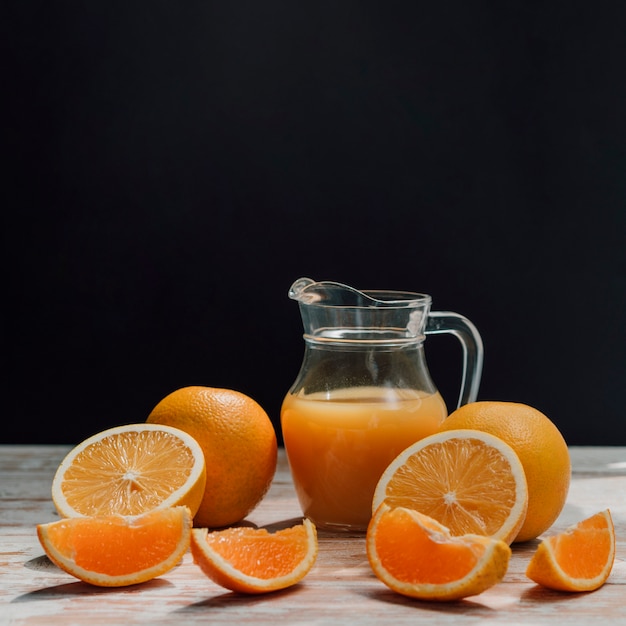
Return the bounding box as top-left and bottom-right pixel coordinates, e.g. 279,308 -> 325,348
280,277 -> 483,532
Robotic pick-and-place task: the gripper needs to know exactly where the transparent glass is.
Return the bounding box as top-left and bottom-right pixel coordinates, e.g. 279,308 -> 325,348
280,277 -> 483,532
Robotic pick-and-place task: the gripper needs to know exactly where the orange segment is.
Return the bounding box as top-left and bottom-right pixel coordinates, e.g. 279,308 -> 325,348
372,429 -> 529,545
37,506 -> 192,587
51,424 -> 207,518
526,509 -> 615,592
367,503 -> 512,601
190,519 -> 318,593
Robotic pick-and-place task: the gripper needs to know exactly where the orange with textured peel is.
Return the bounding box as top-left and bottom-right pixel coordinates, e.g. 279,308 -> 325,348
372,429 -> 528,545
526,509 -> 615,592
190,519 -> 318,593
367,503 -> 512,601
439,401 -> 570,542
37,506 -> 192,587
51,424 -> 206,518
147,386 -> 277,527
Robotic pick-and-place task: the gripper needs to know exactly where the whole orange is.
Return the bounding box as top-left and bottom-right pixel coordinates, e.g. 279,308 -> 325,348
438,401 -> 571,542
147,386 -> 277,528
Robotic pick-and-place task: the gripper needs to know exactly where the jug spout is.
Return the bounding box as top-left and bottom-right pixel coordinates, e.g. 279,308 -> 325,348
289,277 -> 383,307
288,277 -> 318,302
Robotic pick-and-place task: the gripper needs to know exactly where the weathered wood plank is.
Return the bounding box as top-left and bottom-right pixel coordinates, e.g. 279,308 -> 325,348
1,445 -> 625,625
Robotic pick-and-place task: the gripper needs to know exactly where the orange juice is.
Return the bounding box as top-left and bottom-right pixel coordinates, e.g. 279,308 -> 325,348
281,386 -> 447,531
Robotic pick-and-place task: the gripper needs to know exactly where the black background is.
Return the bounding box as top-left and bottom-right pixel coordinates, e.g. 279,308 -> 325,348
5,1 -> 626,446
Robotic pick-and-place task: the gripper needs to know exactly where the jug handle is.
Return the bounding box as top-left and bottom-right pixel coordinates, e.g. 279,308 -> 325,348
425,312 -> 484,409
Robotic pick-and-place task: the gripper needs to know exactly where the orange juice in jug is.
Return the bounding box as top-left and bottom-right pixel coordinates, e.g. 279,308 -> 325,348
281,386 -> 447,531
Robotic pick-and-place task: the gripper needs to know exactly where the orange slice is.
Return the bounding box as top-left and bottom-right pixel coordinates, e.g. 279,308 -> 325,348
372,429 -> 529,545
190,519 -> 318,593
367,503 -> 512,601
51,424 -> 207,518
37,506 -> 192,587
526,509 -> 615,592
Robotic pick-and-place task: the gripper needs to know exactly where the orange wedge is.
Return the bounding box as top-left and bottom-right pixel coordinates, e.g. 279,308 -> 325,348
367,503 -> 512,601
372,429 -> 529,545
526,509 -> 615,592
37,506 -> 192,587
190,519 -> 318,593
51,424 -> 207,518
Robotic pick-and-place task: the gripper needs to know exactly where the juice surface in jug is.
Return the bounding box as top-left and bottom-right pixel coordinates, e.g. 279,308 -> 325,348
281,386 -> 447,532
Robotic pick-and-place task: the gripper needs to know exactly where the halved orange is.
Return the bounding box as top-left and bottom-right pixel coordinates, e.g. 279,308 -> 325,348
372,429 -> 529,545
367,503 -> 512,601
439,400 -> 571,542
37,506 -> 192,587
526,509 -> 615,592
190,519 -> 318,593
51,424 -> 207,518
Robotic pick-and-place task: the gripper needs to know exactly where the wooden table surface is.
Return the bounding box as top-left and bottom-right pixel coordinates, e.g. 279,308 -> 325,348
2,445 -> 625,625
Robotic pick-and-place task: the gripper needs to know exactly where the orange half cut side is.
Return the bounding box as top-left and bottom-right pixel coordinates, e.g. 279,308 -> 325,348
372,429 -> 529,545
51,423 -> 207,518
